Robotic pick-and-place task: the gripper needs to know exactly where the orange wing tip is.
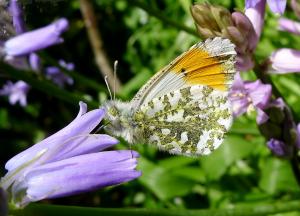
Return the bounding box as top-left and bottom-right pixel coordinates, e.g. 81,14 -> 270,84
172,37 -> 236,91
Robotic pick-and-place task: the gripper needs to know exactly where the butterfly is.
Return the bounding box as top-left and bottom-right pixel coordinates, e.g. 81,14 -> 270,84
103,37 -> 236,156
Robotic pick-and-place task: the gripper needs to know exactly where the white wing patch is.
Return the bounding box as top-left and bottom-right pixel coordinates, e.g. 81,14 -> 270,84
133,85 -> 232,156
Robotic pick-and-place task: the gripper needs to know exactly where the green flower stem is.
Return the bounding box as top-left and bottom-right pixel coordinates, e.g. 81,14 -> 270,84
39,53 -> 107,93
126,0 -> 199,37
0,61 -> 98,108
10,200 -> 300,216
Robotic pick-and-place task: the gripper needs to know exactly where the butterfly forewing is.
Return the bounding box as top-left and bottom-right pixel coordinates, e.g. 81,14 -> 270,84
133,85 -> 232,156
132,37 -> 236,107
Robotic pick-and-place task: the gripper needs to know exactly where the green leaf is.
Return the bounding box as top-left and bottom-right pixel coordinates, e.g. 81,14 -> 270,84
200,134 -> 262,181
138,157 -> 195,200
259,157 -> 299,194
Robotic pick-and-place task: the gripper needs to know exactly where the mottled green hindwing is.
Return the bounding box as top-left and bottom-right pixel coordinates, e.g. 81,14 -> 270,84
133,85 -> 232,156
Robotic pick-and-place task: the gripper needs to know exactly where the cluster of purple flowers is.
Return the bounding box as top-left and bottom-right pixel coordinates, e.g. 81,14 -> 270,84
0,102 -> 141,208
0,0 -> 141,209
1,0 -> 300,210
228,0 -> 300,157
190,0 -> 300,157
0,0 -> 73,107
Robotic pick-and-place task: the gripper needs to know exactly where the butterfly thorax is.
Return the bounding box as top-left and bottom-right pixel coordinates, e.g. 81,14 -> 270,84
103,100 -> 143,144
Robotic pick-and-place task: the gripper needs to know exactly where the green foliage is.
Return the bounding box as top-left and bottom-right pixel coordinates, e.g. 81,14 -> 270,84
1,0 -> 300,215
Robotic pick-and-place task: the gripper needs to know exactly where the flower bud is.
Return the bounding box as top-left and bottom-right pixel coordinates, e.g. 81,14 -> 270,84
191,3 -> 257,71
259,122 -> 282,140
191,3 -> 232,38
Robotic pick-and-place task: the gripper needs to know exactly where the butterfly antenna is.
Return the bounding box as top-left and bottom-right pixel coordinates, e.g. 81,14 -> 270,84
104,75 -> 113,100
113,60 -> 118,100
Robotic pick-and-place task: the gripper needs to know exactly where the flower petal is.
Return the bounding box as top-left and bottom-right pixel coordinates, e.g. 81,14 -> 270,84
5,103 -> 105,171
278,18 -> 300,35
245,0 -> 262,8
269,48 -> 300,73
256,108 -> 269,124
23,151 -> 141,204
246,80 -> 272,109
267,138 -> 289,156
267,0 -> 286,14
29,53 -> 41,72
4,18 -> 68,57
50,134 -> 119,162
245,0 -> 266,39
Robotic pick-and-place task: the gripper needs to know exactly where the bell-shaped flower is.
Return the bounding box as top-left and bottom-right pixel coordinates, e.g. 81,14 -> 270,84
45,60 -> 74,87
269,48 -> 300,73
3,18 -> 68,57
0,102 -> 141,208
278,18 -> 300,36
267,138 -> 291,157
229,73 -> 272,124
0,81 -> 29,106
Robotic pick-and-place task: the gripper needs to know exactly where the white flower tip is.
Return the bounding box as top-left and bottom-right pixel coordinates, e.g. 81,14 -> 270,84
54,18 -> 69,32
77,102 -> 88,117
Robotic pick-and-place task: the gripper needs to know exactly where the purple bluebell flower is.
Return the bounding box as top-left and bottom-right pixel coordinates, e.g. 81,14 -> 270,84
0,81 -> 29,106
45,60 -> 74,87
269,48 -> 300,73
246,0 -> 286,15
9,0 -> 26,34
229,73 -> 272,124
278,18 -> 300,35
0,102 -> 141,208
3,18 -> 68,57
267,138 -> 291,157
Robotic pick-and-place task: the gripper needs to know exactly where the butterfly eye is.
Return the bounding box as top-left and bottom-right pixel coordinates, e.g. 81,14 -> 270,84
108,106 -> 119,117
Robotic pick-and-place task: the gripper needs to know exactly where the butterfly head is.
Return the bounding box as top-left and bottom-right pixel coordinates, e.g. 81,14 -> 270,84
103,100 -> 138,143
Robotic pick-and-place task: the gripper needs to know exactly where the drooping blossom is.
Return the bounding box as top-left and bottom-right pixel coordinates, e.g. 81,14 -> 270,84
3,18 -> 68,57
0,102 -> 141,208
45,60 -> 74,87
0,0 -> 69,106
269,48 -> 300,73
190,3 -> 257,71
229,73 -> 272,124
0,81 -> 29,106
267,138 -> 291,157
278,18 -> 300,35
246,0 -> 286,15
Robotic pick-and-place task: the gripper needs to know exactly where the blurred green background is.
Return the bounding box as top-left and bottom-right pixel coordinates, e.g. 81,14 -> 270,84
1,0 -> 300,214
